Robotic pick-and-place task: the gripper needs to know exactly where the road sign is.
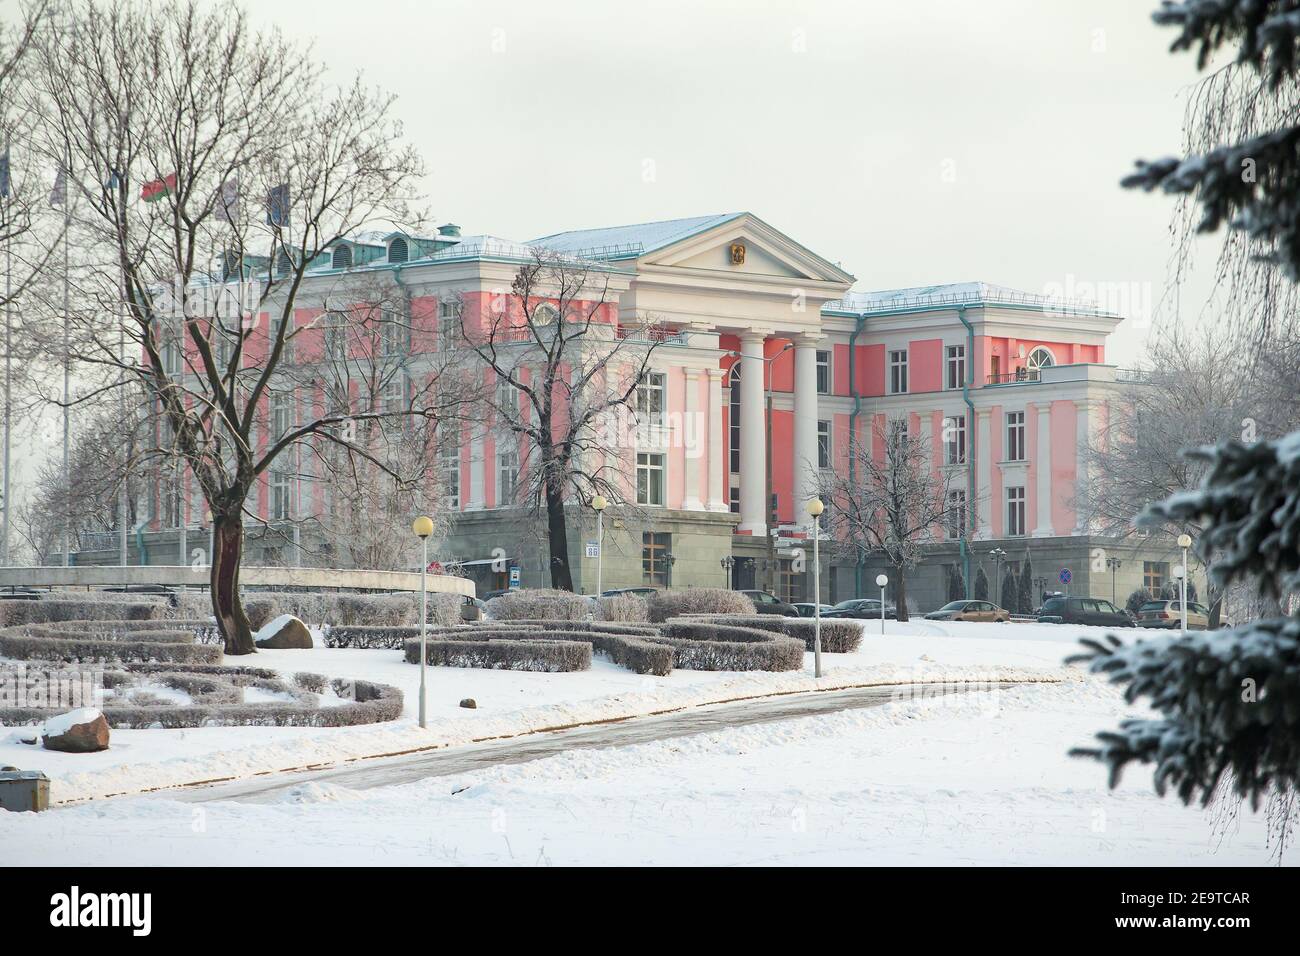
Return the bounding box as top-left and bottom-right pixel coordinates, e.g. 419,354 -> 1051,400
509,566 -> 520,588
1059,567 -> 1072,585
585,541 -> 600,559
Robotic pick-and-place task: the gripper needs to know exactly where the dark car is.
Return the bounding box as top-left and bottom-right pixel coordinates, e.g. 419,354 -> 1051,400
821,598 -> 897,620
1037,596 -> 1134,627
739,589 -> 799,617
924,600 -> 1010,622
600,587 -> 659,599
793,602 -> 835,618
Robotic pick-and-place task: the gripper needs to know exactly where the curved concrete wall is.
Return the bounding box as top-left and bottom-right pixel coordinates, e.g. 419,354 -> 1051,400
0,565 -> 475,597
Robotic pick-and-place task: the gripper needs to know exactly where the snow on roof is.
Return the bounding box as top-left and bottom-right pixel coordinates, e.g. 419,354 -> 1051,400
827,281 -> 1121,317
529,212 -> 745,259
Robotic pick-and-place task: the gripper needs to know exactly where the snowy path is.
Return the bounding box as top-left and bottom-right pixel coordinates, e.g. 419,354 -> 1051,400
167,681 -> 1017,804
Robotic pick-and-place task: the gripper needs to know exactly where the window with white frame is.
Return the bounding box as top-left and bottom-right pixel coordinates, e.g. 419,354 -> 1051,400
378,309 -> 404,357
380,375 -> 404,413
497,448 -> 519,505
817,420 -> 831,469
888,349 -> 908,394
729,365 -> 741,473
887,417 -> 909,450
269,468 -> 292,521
1005,410 -> 1026,461
944,414 -> 967,465
1006,486 -> 1026,537
636,371 -> 666,427
945,344 -> 966,390
271,390 -> 293,439
441,437 -> 460,509
947,489 -> 967,539
496,376 -> 519,420
637,452 -> 666,506
438,300 -> 458,351
816,350 -> 831,394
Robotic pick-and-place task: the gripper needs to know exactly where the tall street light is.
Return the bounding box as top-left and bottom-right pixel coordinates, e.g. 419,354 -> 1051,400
989,547 -> 1007,605
412,515 -> 434,729
592,495 -> 607,596
807,497 -> 824,678
1177,532 -> 1192,633
876,573 -> 889,635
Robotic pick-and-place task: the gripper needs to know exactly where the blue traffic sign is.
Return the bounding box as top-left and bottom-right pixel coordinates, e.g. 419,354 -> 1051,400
1059,568 -> 1072,585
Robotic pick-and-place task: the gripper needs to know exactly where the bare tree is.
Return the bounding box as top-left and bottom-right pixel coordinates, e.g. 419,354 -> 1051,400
459,249 -> 661,591
820,419 -> 960,621
20,0 -> 438,653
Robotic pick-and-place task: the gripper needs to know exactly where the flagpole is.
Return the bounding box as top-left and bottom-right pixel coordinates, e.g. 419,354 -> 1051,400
61,153 -> 70,569
2,132 -> 11,568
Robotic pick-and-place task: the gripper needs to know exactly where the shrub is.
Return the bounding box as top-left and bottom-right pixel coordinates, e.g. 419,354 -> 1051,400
0,600 -> 161,627
1125,587 -> 1154,616
403,628 -> 592,672
597,593 -> 650,623
333,594 -> 417,626
646,588 -> 752,622
678,613 -> 861,653
0,631 -> 223,665
585,631 -> 676,676
242,598 -> 280,632
485,588 -> 590,621
657,621 -> 804,671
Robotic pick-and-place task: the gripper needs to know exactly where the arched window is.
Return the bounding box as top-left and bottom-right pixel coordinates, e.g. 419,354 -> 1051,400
388,237 -> 409,264
331,244 -> 353,270
1025,346 -> 1055,380
533,303 -> 559,327
728,363 -> 741,474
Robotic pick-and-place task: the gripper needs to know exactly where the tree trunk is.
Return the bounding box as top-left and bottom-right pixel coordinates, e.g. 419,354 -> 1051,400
210,510 -> 255,655
544,478 -> 574,591
895,565 -> 910,622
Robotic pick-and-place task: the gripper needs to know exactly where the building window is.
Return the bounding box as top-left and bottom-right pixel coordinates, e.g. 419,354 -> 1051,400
1006,410 -> 1025,461
776,558 -> 803,604
887,417 -> 909,450
1006,486 -> 1026,537
729,364 -> 741,473
642,532 -> 671,587
271,390 -> 293,439
816,350 -> 831,394
496,377 -> 519,420
324,312 -> 346,362
441,435 -> 460,510
817,420 -> 831,469
269,468 -> 292,521
497,448 -> 519,504
944,415 -> 966,465
438,300 -> 457,351
729,486 -> 740,514
947,489 -> 967,540
637,452 -> 665,506
533,303 -> 559,327
1025,346 -> 1055,381
388,236 -> 409,264
380,375 -> 404,413
1143,561 -> 1169,593
378,309 -> 404,357
636,371 -> 666,427
331,244 -> 352,270
945,344 -> 966,390
888,349 -> 908,394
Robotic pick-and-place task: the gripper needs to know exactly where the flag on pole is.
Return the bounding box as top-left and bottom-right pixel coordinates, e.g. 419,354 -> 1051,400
49,166 -> 66,207
266,183 -> 290,227
0,149 -> 10,199
140,171 -> 177,203
217,174 -> 239,223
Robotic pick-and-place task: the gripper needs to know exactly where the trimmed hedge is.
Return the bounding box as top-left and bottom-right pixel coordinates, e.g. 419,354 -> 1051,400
403,628 -> 593,672
646,588 -> 753,622
679,613 -> 862,653
0,627 -> 223,665
656,621 -> 804,671
597,593 -> 649,623
0,600 -> 162,627
485,589 -> 590,621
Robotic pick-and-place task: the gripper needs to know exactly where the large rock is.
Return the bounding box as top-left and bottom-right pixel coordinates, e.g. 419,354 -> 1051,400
42,708 -> 110,753
255,614 -> 313,649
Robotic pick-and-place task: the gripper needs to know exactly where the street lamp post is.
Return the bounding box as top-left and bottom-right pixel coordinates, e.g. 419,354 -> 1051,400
807,498 -> 824,678
720,554 -> 734,588
1106,556 -> 1123,605
591,495 -> 607,596
876,573 -> 889,635
1175,530 -> 1190,634
989,547 -> 1007,605
412,515 -> 434,729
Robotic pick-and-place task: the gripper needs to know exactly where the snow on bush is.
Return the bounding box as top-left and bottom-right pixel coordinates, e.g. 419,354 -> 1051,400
597,592 -> 649,623
646,588 -> 752,622
657,621 -> 805,671
0,600 -> 161,627
486,588 -> 590,621
678,613 -> 862,653
404,632 -> 592,672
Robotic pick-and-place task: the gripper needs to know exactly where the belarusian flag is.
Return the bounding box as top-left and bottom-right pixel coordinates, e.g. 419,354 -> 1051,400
140,171 -> 177,203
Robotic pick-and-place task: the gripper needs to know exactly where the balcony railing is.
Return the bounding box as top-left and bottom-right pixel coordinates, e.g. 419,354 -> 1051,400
986,369 -> 1042,385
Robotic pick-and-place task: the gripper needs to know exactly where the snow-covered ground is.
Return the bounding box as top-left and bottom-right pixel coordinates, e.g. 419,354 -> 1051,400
2,618 -> 1275,866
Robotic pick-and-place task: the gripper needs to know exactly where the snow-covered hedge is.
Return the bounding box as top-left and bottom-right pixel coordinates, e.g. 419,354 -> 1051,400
646,588 -> 753,622
597,592 -> 649,623
168,591 -> 430,628
0,621 -> 223,665
678,614 -> 861,653
403,628 -> 592,672
485,588 -> 590,621
656,621 -> 804,671
0,599 -> 162,627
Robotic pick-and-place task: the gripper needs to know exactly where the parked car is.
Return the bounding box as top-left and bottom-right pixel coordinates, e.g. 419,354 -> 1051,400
793,602 -> 835,618
600,587 -> 659,599
821,598 -> 897,620
924,600 -> 1010,623
1036,596 -> 1134,627
1136,600 -> 1212,630
739,589 -> 800,617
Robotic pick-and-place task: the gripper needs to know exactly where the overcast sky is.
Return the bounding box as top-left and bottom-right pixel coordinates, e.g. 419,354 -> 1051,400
232,0 -> 1215,366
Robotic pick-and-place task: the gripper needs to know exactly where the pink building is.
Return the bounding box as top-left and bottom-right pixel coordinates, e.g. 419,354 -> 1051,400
114,213 -> 1164,610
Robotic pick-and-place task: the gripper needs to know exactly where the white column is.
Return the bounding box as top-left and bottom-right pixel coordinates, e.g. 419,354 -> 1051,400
1032,401 -> 1053,537
976,407 -> 993,538
738,332 -> 767,535
1073,400 -> 1093,535
792,334 -> 821,510
466,433 -> 485,510
682,368 -> 703,511
706,368 -> 727,511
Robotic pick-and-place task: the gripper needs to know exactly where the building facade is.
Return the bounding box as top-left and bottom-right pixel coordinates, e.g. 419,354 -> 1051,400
78,212 -> 1183,610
